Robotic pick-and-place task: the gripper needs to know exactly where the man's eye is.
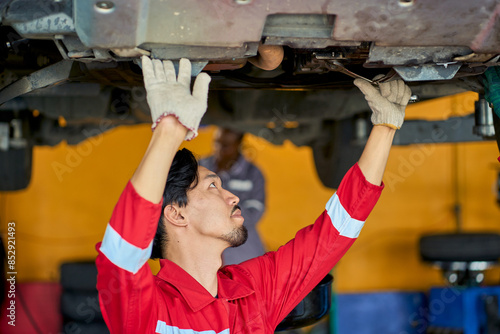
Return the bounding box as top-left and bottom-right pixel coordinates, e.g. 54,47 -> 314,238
209,182 -> 217,188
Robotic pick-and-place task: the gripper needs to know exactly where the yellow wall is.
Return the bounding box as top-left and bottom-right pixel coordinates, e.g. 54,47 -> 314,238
1,92 -> 499,292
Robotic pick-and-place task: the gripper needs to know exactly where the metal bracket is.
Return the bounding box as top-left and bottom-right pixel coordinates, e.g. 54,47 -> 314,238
0,60 -> 75,105
394,64 -> 462,81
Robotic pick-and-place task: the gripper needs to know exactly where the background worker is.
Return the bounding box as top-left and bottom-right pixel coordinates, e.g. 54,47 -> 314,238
199,127 -> 266,264
96,56 -> 411,333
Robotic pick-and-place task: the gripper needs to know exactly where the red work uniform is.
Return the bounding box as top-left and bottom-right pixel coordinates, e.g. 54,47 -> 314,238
96,163 -> 383,333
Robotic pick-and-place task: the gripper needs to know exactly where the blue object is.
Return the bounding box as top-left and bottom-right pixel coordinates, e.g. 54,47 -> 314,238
428,287 -> 465,330
335,292 -> 428,334
428,286 -> 500,334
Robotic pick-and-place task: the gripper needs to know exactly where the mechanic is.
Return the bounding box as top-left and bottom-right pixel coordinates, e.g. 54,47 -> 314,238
96,56 -> 411,333
199,127 -> 267,265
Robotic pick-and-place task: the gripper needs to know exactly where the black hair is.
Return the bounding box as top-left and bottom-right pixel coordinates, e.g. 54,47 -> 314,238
150,148 -> 199,259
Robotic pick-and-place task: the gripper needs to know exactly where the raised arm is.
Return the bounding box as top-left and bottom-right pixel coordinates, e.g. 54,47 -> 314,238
355,79 -> 411,185
96,57 -> 210,333
131,57 -> 211,202
236,79 -> 411,331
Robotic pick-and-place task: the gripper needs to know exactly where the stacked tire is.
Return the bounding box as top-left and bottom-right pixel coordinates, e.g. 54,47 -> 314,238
60,262 -> 109,334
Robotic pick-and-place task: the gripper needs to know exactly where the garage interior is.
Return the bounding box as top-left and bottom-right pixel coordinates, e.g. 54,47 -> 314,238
0,91 -> 499,333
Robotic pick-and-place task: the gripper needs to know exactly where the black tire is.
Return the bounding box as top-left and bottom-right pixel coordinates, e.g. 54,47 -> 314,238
420,233 -> 500,262
62,321 -> 109,334
0,145 -> 32,191
276,274 -> 333,331
312,116 -> 370,189
61,290 -> 104,322
61,262 -> 98,291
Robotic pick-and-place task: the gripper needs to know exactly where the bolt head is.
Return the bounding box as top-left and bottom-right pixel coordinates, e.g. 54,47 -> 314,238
95,1 -> 115,12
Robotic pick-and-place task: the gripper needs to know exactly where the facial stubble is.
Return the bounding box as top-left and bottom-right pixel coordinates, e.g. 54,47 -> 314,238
220,224 -> 248,248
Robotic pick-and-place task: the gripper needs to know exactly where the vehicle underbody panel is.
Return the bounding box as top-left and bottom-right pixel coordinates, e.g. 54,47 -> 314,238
0,0 -> 499,189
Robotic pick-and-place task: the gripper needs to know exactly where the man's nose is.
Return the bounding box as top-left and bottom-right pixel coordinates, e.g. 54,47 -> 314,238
225,189 -> 239,205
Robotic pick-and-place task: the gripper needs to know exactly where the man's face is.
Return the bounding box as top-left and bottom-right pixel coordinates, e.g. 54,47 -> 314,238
213,129 -> 241,170
183,166 -> 248,247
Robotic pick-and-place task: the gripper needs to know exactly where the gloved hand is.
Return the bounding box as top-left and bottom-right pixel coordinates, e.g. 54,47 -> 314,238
142,56 -> 211,140
354,77 -> 411,130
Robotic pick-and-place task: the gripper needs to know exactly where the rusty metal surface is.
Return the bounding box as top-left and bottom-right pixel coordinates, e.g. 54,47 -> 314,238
367,46 -> 473,66
73,0 -> 500,53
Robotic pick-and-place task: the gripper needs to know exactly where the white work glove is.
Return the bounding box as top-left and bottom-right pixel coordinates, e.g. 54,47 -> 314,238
142,56 -> 211,140
354,78 -> 411,130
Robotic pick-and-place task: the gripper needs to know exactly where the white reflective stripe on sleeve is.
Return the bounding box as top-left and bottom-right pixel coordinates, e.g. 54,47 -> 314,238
325,193 -> 365,239
242,199 -> 264,212
100,223 -> 153,274
155,321 -> 230,334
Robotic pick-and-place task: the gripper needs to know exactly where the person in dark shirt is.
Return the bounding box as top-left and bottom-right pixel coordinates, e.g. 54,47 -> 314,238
200,127 -> 266,264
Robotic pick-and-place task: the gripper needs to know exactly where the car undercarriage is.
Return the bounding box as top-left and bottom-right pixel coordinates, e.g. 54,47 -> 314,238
1,0 -> 499,190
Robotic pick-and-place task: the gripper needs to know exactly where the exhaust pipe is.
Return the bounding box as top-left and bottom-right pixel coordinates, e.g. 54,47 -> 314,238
248,44 -> 284,71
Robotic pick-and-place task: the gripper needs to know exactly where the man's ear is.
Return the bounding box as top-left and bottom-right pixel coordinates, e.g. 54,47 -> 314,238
163,204 -> 187,227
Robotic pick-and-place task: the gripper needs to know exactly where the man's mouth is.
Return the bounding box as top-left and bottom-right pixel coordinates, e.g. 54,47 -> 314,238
231,205 -> 242,216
